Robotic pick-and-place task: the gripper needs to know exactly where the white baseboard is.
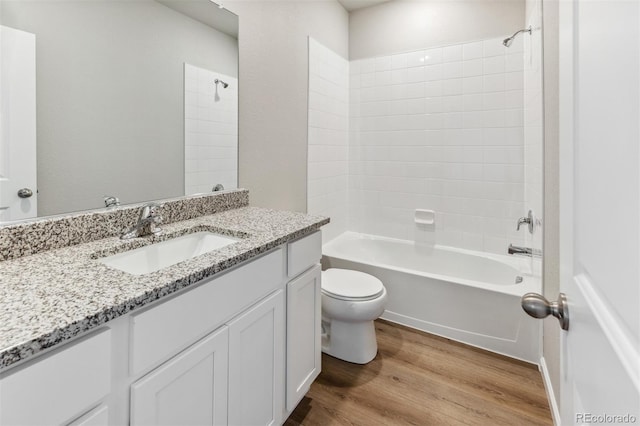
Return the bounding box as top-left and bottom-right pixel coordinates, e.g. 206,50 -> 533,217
540,356 -> 561,425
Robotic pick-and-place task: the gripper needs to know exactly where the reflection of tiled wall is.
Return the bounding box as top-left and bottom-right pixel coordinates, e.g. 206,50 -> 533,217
184,64 -> 238,195
307,38 -> 349,244
349,37 -> 526,254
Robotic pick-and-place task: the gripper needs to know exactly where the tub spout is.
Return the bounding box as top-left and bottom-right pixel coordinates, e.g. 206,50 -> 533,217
508,244 -> 542,258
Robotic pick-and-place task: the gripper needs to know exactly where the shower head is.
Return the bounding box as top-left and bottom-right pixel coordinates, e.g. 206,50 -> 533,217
503,26 -> 532,47
214,78 -> 229,89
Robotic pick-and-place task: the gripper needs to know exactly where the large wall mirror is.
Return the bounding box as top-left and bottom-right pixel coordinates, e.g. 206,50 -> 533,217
0,0 -> 239,223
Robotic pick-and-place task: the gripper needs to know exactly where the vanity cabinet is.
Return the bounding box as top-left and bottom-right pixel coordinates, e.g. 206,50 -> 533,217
0,231 -> 323,426
285,265 -> 321,412
130,326 -> 229,426
0,329 -> 111,426
284,231 -> 323,415
228,290 -> 284,426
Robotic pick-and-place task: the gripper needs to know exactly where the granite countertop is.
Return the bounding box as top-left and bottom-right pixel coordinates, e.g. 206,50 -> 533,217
0,207 -> 329,371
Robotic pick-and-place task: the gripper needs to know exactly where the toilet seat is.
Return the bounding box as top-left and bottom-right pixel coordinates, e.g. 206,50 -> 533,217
321,269 -> 384,301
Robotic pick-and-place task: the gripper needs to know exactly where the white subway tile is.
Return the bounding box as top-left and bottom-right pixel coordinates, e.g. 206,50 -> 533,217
407,98 -> 426,114
391,68 -> 408,85
482,92 -> 506,110
406,50 -> 426,67
424,64 -> 443,81
442,78 -> 463,96
462,94 -> 483,111
504,90 -> 523,109
360,58 -> 376,73
505,53 -> 524,72
407,66 -> 425,83
505,72 -> 524,90
443,44 -> 463,63
483,56 -> 505,75
441,61 -> 463,79
375,70 -> 392,86
375,55 -> 393,71
391,52 -> 409,69
483,74 -> 505,92
361,72 -> 376,87
483,38 -> 507,57
463,58 -> 484,77
463,41 -> 484,60
462,76 -> 483,94
442,95 -> 463,112
425,97 -> 444,113
443,112 -> 463,129
421,47 -> 442,64
462,111 -> 483,128
424,81 -> 443,97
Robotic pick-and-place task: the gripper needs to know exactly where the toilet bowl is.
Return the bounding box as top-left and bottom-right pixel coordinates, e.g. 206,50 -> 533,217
321,268 -> 388,364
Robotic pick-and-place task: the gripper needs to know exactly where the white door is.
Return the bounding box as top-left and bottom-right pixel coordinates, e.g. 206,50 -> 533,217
0,25 -> 37,222
228,290 -> 284,426
559,0 -> 640,424
286,264 -> 321,413
130,326 -> 229,426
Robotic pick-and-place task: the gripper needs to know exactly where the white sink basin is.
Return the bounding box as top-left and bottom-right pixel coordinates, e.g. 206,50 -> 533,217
100,231 -> 241,275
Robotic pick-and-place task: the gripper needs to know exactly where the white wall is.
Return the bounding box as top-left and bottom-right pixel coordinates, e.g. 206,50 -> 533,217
227,0 -> 349,212
349,0 -> 525,59
541,0 -> 561,417
184,65 -> 238,195
524,0 -> 544,276
349,38 -> 527,253
307,39 -> 349,244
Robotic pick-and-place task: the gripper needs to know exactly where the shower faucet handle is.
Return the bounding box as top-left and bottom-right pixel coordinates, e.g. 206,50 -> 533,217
516,210 -> 535,234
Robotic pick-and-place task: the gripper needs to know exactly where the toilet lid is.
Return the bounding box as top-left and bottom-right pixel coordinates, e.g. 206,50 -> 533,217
321,269 -> 384,301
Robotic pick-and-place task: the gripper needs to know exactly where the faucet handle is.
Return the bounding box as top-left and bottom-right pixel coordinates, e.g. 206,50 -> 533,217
516,210 -> 535,234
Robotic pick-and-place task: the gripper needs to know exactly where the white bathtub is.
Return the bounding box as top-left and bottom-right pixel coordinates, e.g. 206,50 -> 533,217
322,232 -> 541,363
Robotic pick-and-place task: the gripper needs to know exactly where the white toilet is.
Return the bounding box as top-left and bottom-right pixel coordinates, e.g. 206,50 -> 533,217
321,268 -> 388,364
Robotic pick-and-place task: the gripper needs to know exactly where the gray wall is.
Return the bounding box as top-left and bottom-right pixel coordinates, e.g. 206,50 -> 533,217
2,0 -> 238,216
227,0 -> 349,212
349,0 -> 525,59
542,0 -> 561,415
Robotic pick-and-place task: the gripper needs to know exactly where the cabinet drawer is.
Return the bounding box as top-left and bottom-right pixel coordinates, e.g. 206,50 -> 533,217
130,248 -> 284,376
0,329 -> 111,426
287,231 -> 322,278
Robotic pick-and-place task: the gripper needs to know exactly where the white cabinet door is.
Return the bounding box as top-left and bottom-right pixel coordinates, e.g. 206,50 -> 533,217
67,405 -> 109,426
130,326 -> 229,426
285,265 -> 321,412
228,290 -> 285,426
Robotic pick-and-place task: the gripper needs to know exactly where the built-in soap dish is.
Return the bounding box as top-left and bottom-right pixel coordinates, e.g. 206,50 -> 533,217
415,209 -> 435,225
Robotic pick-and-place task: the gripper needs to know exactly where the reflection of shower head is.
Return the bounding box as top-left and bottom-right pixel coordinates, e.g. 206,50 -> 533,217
503,26 -> 532,47
214,79 -> 229,89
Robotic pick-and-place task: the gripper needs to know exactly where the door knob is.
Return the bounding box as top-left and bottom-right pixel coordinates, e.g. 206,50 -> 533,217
17,188 -> 33,198
521,292 -> 569,330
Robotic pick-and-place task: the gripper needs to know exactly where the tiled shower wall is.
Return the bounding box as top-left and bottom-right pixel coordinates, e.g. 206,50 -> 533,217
348,37 -> 527,253
184,64 -> 238,196
307,38 -> 349,244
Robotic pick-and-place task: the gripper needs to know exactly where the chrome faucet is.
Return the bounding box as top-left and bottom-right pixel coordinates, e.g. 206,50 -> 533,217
120,203 -> 163,239
508,244 -> 542,258
104,195 -> 120,208
516,210 -> 535,233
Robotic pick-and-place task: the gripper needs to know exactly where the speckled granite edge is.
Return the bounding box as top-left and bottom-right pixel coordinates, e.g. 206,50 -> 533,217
0,207 -> 329,371
0,190 -> 249,261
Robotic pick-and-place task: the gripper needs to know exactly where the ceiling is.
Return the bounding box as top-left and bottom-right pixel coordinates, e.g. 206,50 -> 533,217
338,0 -> 391,12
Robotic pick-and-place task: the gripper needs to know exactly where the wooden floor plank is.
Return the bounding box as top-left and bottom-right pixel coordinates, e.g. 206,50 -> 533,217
286,319 -> 552,426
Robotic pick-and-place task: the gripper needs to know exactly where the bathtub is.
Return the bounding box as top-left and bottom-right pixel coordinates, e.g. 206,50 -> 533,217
322,232 -> 541,363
